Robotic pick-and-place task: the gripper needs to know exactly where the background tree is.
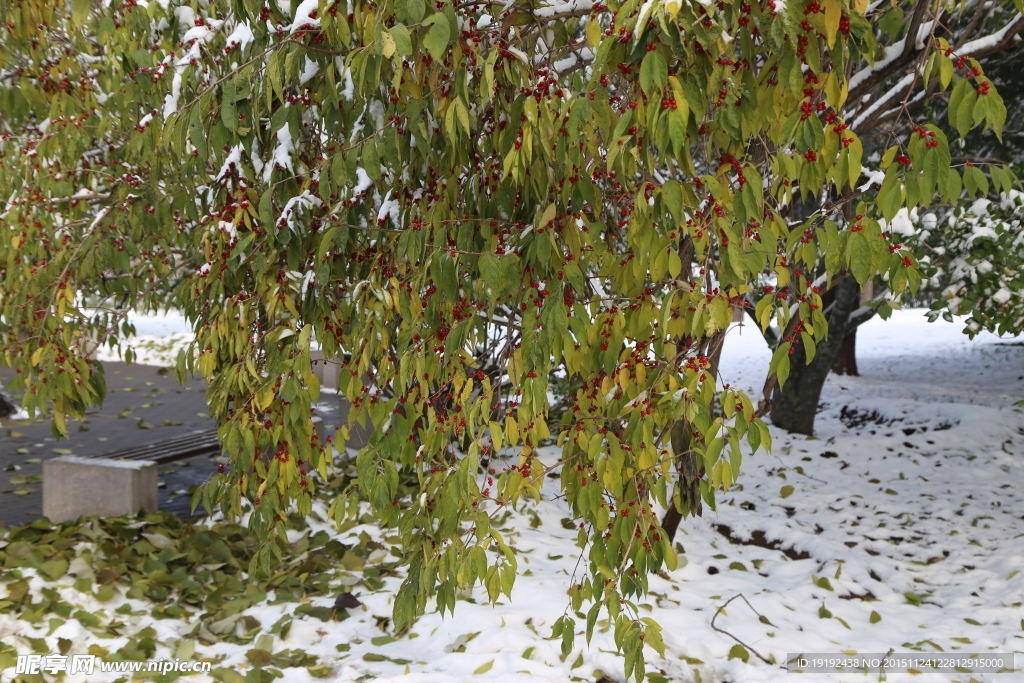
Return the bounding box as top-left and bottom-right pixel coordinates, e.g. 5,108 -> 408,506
0,384 -> 16,419
0,0 -> 1015,677
902,191 -> 1024,337
748,0 -> 1024,435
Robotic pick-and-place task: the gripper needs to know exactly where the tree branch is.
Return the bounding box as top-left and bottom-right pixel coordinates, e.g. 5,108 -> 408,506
848,2 -> 938,103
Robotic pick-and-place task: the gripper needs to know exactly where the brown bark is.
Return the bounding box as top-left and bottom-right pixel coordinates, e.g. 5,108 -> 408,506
660,417 -> 703,542
0,384 -> 17,419
832,330 -> 859,376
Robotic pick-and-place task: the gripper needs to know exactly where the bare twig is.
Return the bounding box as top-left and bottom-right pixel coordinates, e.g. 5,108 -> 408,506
710,594 -> 779,667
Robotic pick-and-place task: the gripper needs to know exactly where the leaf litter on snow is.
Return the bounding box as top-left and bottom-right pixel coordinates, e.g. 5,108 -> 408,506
0,309 -> 1021,682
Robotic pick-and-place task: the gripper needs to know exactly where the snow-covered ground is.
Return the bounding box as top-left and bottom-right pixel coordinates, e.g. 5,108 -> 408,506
2,310 -> 1022,682
91,310 -> 194,367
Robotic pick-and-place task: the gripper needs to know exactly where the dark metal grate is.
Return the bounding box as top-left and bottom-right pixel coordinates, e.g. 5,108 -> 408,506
96,429 -> 222,464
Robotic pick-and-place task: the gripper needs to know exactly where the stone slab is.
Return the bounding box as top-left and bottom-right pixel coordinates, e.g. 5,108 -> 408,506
43,456 -> 158,523
310,349 -> 374,449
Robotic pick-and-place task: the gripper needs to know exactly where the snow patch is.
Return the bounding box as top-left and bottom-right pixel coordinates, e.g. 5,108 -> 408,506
263,124 -> 296,182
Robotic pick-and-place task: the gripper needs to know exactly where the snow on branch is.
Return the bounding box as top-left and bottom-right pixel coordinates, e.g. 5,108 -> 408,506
288,0 -> 322,32
851,72 -> 917,130
532,0 -> 595,19
957,13 -> 1024,56
848,20 -> 935,93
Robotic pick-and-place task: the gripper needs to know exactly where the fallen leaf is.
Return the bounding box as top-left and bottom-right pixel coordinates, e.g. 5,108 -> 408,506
333,593 -> 363,610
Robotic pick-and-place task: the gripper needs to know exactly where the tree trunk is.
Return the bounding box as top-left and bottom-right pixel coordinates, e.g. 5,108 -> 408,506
661,418 -> 702,542
832,330 -> 859,376
769,276 -> 862,435
0,383 -> 17,419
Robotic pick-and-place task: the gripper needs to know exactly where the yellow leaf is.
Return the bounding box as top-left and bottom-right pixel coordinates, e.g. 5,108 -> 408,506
668,250 -> 682,279
381,30 -> 396,58
537,203 -> 556,230
505,416 -> 520,446
586,17 -> 601,48
775,264 -> 790,288
637,447 -> 656,471
489,421 -> 503,453
823,0 -> 841,48
663,539 -> 678,570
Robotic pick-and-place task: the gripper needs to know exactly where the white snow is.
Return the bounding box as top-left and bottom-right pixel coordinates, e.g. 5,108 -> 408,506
264,124 -> 296,181
532,0 -> 594,19
214,144 -> 246,182
288,0 -> 322,32
87,309 -> 194,366
353,167 -> 373,195
299,56 -> 320,84
884,207 -> 917,236
858,169 -> 885,191
958,14 -> 1023,56
172,5 -> 195,28
376,189 -> 401,226
162,42 -> 202,118
852,71 -> 916,129
181,25 -> 214,43
224,20 -> 255,50
277,190 -> 322,231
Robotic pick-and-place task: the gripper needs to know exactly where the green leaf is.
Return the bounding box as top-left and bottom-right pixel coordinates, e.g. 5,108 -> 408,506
421,14 -> 451,62
775,351 -> 790,388
879,146 -> 898,169
639,51 -> 667,96
221,77 -> 237,132
40,559 -> 69,581
850,230 -> 873,285
870,610 -> 882,623
72,0 -> 90,26
473,660 -> 494,675
189,105 -> 208,162
780,485 -> 794,498
406,0 -> 426,22
988,87 -> 1007,140
956,89 -> 977,139
728,644 -> 749,662
389,25 -> 413,56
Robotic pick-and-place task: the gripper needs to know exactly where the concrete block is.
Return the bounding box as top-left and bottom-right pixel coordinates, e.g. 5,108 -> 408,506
310,349 -> 339,390
310,349 -> 374,449
43,456 -> 158,523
